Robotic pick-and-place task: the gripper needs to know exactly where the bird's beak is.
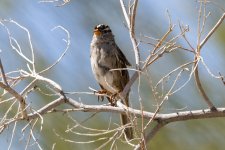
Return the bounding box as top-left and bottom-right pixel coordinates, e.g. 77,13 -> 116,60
94,29 -> 101,36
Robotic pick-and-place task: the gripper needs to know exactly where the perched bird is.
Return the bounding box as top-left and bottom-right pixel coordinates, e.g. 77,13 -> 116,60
90,24 -> 133,139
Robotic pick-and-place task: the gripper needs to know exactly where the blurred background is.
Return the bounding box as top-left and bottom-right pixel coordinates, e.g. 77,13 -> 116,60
0,0 -> 225,149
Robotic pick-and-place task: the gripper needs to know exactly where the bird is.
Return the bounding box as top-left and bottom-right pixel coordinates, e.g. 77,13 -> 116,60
90,24 -> 133,139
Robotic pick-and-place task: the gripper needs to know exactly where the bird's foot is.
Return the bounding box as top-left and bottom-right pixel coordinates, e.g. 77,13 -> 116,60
109,93 -> 118,106
94,89 -> 108,102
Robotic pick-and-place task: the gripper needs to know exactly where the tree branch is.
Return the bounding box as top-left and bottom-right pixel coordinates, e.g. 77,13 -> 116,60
134,123 -> 165,150
120,0 -> 140,68
25,96 -> 225,122
0,58 -> 9,86
0,82 -> 28,119
200,12 -> 225,50
194,12 -> 225,111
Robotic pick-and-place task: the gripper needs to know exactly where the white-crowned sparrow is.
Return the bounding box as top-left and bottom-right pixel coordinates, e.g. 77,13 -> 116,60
90,24 -> 133,139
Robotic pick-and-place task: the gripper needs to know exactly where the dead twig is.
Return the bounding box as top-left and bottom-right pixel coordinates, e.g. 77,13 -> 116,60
120,0 -> 140,69
194,10 -> 225,111
0,58 -> 9,86
0,82 -> 28,119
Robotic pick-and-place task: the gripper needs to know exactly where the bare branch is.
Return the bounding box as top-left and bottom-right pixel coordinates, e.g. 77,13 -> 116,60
194,11 -> 225,111
0,82 -> 28,119
200,12 -> 225,49
39,0 -> 70,7
134,123 -> 165,150
120,0 -> 140,68
194,62 -> 216,110
39,26 -> 70,74
120,23 -> 174,100
0,58 -> 9,86
65,98 -> 225,121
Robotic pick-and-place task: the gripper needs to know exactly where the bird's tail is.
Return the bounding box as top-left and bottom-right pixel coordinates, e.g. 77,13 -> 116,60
120,96 -> 133,139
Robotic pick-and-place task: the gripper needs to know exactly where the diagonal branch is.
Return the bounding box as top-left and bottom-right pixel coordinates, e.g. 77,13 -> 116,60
199,12 -> 225,50
134,123 -> 165,150
194,12 -> 225,111
0,58 -> 9,86
120,0 -> 140,69
38,25 -> 70,74
0,82 -> 28,119
120,24 -> 174,100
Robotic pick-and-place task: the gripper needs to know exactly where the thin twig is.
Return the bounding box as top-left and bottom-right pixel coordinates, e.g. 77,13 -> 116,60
194,12 -> 225,111
120,0 -> 140,69
120,0 -> 130,26
0,58 -> 9,86
0,82 -> 28,119
0,20 -> 33,64
38,26 -> 70,74
10,19 -> 36,72
134,123 -> 165,150
130,0 -> 140,69
194,63 -> 216,110
200,12 -> 225,49
39,0 -> 70,7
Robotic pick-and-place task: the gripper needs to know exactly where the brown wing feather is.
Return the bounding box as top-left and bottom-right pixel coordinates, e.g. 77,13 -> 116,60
116,45 -> 131,66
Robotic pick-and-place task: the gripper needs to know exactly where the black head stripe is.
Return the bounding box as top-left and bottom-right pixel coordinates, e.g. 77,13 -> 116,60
94,24 -> 111,33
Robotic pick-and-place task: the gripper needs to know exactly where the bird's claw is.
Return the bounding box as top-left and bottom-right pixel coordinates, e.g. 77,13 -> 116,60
94,89 -> 108,102
109,93 -> 118,106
